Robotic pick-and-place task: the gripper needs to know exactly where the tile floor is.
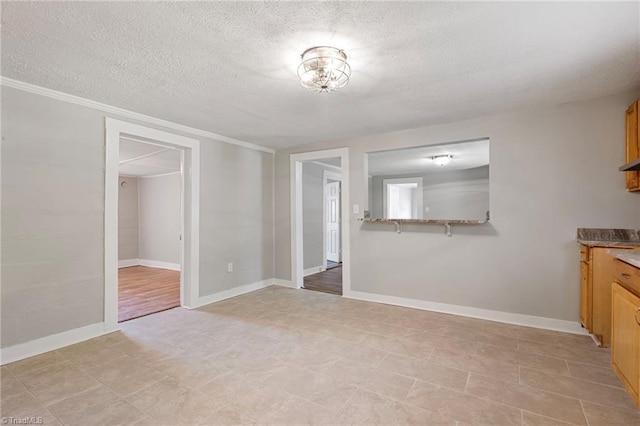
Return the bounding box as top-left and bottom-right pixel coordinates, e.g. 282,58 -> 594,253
2,286 -> 640,425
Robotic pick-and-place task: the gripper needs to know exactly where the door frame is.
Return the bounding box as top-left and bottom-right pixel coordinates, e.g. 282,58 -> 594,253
323,170 -> 342,268
382,177 -> 424,219
290,148 -> 350,293
104,118 -> 200,332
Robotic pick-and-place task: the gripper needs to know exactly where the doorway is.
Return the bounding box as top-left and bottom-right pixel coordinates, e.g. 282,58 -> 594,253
117,137 -> 182,322
383,177 -> 424,219
323,170 -> 342,269
104,119 -> 200,333
299,161 -> 343,295
291,148 -> 351,296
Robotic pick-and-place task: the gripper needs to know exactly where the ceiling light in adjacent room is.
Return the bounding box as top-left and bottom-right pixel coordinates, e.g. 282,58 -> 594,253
297,46 -> 351,93
431,155 -> 453,166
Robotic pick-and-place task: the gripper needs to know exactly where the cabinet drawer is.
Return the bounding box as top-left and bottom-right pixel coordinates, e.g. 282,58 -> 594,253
616,260 -> 640,296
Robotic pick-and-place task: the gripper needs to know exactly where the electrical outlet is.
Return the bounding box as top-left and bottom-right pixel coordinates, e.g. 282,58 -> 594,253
425,207 -> 430,213
227,263 -> 233,273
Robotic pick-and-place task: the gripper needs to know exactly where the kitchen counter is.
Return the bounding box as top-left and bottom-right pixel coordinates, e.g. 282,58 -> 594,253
609,249 -> 640,269
577,228 -> 640,247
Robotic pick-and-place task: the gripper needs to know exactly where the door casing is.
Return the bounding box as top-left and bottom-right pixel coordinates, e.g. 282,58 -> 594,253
104,118 -> 200,332
290,148 -> 350,292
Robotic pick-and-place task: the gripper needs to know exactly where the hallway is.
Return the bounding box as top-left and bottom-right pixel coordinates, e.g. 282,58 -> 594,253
303,265 -> 342,295
118,266 -> 180,322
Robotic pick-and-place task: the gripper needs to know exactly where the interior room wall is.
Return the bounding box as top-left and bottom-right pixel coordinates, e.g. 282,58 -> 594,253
138,173 -> 181,267
302,162 -> 325,271
370,166 -> 490,220
0,85 -> 274,348
198,139 -> 274,298
118,176 -> 139,261
274,91 -> 640,324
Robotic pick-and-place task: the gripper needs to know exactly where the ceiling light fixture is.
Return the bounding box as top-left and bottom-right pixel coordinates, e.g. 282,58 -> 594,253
297,46 -> 351,93
431,155 -> 453,166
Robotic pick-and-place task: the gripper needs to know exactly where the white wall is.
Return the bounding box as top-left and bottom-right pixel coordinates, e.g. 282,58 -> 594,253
275,91 -> 640,323
1,86 -> 274,347
198,138 -> 274,298
118,176 -> 139,260
1,88 -> 105,347
138,173 -> 181,266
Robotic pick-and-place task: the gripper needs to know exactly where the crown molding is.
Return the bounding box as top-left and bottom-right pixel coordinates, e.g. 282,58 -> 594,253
0,77 -> 275,154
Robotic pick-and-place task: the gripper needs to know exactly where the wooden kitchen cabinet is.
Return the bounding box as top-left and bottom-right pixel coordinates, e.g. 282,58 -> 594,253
625,98 -> 640,191
579,245 -> 634,346
580,258 -> 591,331
612,280 -> 640,406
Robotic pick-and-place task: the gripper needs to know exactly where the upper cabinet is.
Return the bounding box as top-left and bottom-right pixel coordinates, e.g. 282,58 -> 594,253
625,98 -> 640,191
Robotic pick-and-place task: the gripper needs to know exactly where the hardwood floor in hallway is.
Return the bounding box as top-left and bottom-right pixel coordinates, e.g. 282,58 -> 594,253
303,265 -> 342,295
118,266 -> 180,322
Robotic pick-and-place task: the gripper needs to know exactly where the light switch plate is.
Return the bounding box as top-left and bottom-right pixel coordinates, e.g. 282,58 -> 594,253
353,204 -> 359,214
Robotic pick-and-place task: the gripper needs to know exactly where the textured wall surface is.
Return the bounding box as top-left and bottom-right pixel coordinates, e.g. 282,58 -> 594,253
138,174 -> 181,265
1,88 -> 105,347
274,91 -> 640,323
118,176 -> 139,260
0,86 -> 274,347
198,138 -> 274,298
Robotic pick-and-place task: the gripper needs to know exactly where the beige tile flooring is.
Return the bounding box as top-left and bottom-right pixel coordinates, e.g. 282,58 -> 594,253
2,286 -> 640,425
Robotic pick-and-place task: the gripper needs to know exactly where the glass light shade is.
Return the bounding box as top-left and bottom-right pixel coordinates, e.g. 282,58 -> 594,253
431,155 -> 453,166
297,46 -> 351,93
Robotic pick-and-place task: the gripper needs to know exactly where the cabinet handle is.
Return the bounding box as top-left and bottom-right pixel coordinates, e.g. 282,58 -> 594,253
621,274 -> 631,279
636,308 -> 640,326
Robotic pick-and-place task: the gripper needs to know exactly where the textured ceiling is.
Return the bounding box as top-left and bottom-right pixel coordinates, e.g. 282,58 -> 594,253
368,139 -> 489,176
2,2 -> 639,150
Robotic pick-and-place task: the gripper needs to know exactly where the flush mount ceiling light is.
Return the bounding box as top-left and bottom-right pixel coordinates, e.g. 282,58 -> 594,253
431,155 -> 453,166
297,46 -> 351,93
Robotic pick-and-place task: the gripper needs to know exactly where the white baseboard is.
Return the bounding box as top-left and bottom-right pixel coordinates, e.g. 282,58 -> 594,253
195,279 -> 272,308
303,266 -> 325,277
138,259 -> 181,271
343,290 -> 587,335
1,278 -> 286,365
118,258 -> 140,268
0,323 -> 109,365
273,278 -> 296,289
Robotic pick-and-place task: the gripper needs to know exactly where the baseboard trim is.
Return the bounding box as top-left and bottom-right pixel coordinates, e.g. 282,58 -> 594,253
118,258 -> 140,268
343,290 -> 587,335
195,279 -> 273,308
138,259 -> 181,271
303,266 -> 325,277
0,323 -> 109,365
273,278 -> 297,289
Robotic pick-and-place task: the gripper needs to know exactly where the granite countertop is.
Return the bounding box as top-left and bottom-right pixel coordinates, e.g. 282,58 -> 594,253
577,228 -> 640,247
608,249 -> 640,269
361,218 -> 487,225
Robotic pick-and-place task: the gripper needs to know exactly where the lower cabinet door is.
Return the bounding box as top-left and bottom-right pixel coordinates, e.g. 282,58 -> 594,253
612,283 -> 640,405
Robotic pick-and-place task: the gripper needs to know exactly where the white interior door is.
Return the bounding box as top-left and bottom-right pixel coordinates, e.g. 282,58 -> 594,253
326,181 -> 341,263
